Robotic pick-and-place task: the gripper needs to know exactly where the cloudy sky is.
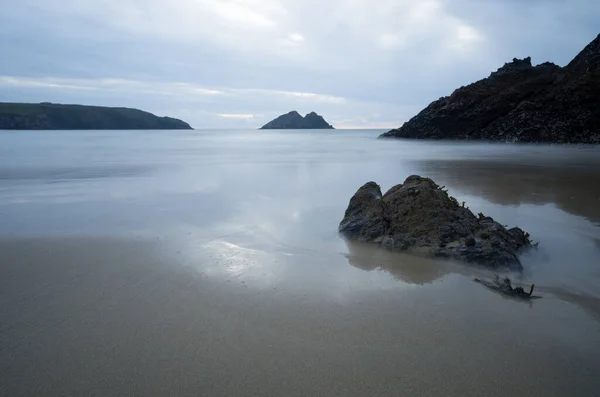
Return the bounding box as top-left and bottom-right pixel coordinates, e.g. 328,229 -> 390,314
1,0 -> 598,128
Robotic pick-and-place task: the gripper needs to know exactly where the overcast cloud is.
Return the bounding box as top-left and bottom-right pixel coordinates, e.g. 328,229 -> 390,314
0,0 -> 598,128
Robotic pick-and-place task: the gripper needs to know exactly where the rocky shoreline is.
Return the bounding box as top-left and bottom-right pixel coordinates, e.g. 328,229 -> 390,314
380,34 -> 600,143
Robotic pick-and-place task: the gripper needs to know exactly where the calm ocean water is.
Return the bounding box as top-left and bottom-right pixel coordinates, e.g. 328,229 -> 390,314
1,129 -> 599,291
1,129 -> 600,396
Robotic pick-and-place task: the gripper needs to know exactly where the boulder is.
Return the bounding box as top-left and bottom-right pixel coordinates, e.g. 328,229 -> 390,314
339,176 -> 533,269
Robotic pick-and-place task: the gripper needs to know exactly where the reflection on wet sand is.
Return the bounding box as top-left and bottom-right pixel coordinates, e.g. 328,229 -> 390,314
419,159 -> 600,223
344,240 -> 455,285
344,239 -> 600,319
343,239 -> 533,295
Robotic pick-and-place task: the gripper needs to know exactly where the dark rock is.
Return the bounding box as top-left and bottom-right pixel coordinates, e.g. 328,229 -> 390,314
338,182 -> 385,240
0,102 -> 193,130
339,175 -> 533,269
380,34 -> 600,143
260,110 -> 334,129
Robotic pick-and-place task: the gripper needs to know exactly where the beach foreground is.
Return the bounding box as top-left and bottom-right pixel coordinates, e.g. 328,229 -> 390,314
1,129 -> 599,395
2,236 -> 599,396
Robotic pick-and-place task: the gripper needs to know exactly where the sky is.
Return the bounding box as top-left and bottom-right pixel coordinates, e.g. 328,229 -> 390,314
0,0 -> 598,129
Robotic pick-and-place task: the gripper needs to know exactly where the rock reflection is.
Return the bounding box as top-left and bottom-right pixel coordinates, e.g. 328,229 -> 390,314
343,240 -> 600,319
419,160 -> 600,223
343,240 -> 452,285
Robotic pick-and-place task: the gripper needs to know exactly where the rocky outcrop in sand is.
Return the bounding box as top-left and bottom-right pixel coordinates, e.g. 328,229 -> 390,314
339,176 -> 532,269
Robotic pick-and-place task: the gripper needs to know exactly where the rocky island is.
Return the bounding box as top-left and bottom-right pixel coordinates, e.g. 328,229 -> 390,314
380,34 -> 600,143
339,176 -> 533,269
260,111 -> 334,129
0,102 -> 192,130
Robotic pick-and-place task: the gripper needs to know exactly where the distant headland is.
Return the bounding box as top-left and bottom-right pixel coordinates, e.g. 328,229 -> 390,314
380,33 -> 600,143
260,111 -> 334,129
0,102 -> 193,130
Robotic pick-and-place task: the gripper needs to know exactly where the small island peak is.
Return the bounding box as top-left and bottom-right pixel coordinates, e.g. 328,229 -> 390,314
260,111 -> 334,129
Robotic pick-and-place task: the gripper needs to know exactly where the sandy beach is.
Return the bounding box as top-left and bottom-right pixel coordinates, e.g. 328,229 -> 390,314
2,236 -> 600,396
1,129 -> 600,396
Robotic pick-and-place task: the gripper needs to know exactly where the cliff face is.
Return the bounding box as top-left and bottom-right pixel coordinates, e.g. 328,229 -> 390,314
260,111 -> 334,129
381,34 -> 600,143
0,103 -> 193,130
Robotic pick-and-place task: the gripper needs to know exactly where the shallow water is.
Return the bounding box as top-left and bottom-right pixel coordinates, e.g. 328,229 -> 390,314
1,129 -> 599,396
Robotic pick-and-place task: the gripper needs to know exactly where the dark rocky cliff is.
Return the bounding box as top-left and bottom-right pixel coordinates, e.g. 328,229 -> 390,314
260,111 -> 334,129
0,102 -> 192,130
380,34 -> 600,143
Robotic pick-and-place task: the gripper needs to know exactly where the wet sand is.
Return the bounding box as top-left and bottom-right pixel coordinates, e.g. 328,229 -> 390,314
1,130 -> 600,395
418,158 -> 600,223
2,237 -> 600,396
